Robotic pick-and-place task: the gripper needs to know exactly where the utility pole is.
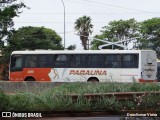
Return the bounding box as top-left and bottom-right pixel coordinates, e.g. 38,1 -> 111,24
60,0 -> 65,49
88,39 -> 89,50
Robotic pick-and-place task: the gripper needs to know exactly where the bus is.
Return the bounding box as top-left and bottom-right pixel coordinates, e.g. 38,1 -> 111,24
9,50 -> 157,82
157,59 -> 160,81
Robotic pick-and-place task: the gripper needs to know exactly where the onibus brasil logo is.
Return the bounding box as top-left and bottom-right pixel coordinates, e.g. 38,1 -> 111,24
2,112 -> 42,118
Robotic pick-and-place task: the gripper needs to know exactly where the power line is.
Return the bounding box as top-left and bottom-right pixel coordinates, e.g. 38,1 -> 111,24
14,21 -> 110,24
57,31 -> 75,34
65,0 -> 111,9
67,0 -> 158,13
83,0 -> 156,13
21,12 -> 160,15
14,22 -> 73,23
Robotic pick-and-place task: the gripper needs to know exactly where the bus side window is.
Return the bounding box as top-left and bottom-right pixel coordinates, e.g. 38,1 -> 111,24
70,55 -> 80,68
54,55 -> 69,68
105,55 -> 112,68
11,55 -> 23,71
38,54 -> 53,68
15,57 -> 22,68
122,54 -> 138,68
113,55 -> 121,68
80,54 -> 88,67
88,54 -> 104,68
105,54 -> 121,68
25,55 -> 37,68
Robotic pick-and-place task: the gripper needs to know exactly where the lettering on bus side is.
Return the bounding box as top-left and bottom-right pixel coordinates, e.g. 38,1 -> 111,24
69,70 -> 107,75
27,70 -> 34,74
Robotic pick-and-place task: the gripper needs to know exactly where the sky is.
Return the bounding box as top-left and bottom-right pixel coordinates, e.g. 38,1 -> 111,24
14,0 -> 160,50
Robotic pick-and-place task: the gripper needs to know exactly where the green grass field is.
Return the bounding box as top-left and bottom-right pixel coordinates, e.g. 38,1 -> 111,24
0,82 -> 160,112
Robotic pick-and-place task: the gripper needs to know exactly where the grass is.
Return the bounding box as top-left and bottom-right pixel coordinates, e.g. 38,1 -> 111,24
0,82 -> 160,112
47,82 -> 160,94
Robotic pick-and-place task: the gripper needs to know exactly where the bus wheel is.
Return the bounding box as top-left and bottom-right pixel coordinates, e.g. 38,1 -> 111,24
87,77 -> 99,82
25,77 -> 35,81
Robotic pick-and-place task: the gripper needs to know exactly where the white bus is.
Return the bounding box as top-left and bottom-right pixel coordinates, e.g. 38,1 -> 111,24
9,50 -> 157,82
157,59 -> 160,80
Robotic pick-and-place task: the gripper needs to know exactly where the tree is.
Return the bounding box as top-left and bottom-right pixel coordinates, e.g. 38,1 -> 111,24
67,44 -> 76,50
75,16 -> 93,50
91,19 -> 139,50
1,26 -> 63,80
0,0 -> 27,48
2,26 -> 63,64
0,0 -> 27,80
139,17 -> 160,58
8,26 -> 63,51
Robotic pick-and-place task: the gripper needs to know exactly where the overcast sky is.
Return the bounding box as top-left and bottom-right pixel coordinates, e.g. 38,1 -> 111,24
14,0 -> 160,49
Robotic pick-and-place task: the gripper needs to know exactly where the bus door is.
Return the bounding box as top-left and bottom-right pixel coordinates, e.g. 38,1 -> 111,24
10,54 -> 24,81
141,51 -> 157,81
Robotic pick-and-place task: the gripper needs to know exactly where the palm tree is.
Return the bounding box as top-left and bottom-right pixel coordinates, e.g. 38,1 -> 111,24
75,16 -> 93,50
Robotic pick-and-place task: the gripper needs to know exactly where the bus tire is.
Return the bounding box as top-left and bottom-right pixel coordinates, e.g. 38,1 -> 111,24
24,77 -> 35,81
87,77 -> 99,82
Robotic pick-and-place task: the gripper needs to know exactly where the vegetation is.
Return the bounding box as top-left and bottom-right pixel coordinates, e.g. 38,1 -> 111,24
1,82 -> 160,112
91,19 -> 139,50
139,17 -> 160,58
0,26 -> 64,79
48,82 -> 160,94
92,19 -> 139,49
0,0 -> 27,49
8,26 -> 63,51
75,16 -> 93,50
91,18 -> 160,59
0,0 -> 28,80
67,44 -> 76,50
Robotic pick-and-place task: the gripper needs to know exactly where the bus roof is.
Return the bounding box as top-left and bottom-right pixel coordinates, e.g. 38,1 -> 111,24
11,49 -> 155,55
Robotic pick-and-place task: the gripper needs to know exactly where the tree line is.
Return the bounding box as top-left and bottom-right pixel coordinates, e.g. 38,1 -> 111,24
0,0 -> 160,79
75,16 -> 160,60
